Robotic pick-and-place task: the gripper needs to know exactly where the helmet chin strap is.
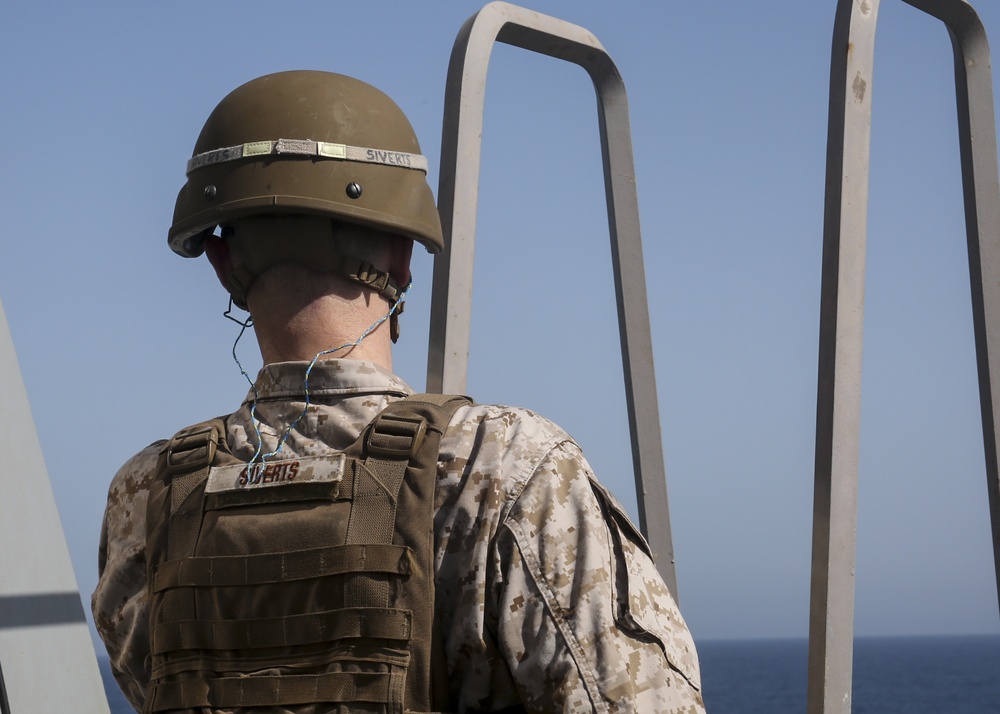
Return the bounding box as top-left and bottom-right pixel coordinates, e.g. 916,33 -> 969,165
389,299 -> 404,344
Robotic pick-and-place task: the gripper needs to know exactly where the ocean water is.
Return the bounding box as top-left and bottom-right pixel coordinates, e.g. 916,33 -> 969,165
99,634 -> 1000,713
697,635 -> 1000,714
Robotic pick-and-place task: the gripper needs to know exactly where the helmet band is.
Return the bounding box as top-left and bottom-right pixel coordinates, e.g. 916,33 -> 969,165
187,138 -> 429,175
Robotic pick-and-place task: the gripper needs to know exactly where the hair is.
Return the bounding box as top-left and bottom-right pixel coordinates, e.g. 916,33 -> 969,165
329,221 -> 395,272
236,217 -> 404,315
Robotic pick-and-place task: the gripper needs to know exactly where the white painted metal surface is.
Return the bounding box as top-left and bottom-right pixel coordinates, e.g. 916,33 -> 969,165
0,298 -> 109,714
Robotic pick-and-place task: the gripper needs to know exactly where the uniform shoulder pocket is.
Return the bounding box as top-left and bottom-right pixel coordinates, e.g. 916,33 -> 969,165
589,479 -> 702,691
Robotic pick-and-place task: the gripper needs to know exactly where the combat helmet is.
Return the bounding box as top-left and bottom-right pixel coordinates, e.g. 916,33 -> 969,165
167,70 -> 442,311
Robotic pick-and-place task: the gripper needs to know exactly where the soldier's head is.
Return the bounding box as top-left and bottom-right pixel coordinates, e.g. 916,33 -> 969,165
167,70 -> 441,326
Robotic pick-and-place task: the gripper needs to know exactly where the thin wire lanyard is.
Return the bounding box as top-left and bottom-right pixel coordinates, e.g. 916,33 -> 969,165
227,281 -> 410,466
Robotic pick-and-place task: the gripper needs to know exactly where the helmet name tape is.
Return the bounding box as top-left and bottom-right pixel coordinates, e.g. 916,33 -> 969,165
187,138 -> 429,175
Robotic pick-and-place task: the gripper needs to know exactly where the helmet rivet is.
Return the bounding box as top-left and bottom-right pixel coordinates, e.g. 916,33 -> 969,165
346,182 -> 363,199
204,184 -> 217,200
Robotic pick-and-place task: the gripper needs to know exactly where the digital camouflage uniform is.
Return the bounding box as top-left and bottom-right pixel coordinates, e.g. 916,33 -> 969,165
93,359 -> 705,713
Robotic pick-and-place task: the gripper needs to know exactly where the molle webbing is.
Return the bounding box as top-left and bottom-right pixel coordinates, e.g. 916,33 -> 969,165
152,606 -> 413,654
152,543 -> 411,592
144,393 -> 471,714
151,670 -> 401,711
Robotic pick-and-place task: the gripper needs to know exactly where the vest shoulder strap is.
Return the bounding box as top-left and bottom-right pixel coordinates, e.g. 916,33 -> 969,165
361,393 -> 471,461
160,417 -> 237,514
350,392 -> 471,712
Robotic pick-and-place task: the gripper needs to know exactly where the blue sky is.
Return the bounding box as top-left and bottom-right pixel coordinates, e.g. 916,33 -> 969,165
2,0 -> 1000,646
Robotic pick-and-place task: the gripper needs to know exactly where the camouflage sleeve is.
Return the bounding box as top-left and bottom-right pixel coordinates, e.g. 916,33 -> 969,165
495,440 -> 705,713
92,442 -> 163,713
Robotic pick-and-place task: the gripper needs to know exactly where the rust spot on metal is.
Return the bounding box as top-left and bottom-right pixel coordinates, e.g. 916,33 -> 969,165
852,72 -> 867,103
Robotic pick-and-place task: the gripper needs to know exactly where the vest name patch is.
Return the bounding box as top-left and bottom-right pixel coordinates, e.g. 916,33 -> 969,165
205,454 -> 346,493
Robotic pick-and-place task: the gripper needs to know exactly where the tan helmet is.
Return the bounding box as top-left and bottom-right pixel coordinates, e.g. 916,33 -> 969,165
168,70 -> 443,258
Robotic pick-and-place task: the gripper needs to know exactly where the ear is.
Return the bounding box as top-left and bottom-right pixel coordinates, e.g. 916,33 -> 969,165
389,238 -> 414,288
204,232 -> 233,288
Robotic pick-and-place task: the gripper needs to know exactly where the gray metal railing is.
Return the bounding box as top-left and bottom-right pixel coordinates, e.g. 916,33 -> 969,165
425,1 -> 678,596
428,2 -> 1000,712
810,1 -> 1000,712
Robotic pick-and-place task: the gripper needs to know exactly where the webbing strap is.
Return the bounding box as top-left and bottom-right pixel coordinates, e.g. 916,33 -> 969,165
166,422 -> 224,514
153,543 -> 411,592
150,670 -> 398,712
342,256 -> 404,302
344,459 -> 409,607
407,393 -> 471,408
166,424 -> 220,475
152,606 -> 412,655
163,419 -> 233,577
343,411 -> 427,609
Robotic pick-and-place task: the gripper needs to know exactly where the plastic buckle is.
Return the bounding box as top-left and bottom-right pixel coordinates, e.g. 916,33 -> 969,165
366,412 -> 427,459
166,425 -> 219,473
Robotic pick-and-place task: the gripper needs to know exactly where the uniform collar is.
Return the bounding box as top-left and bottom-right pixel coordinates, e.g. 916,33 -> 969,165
244,359 -> 414,404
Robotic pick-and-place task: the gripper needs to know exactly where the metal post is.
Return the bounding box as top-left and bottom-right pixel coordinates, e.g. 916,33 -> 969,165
811,0 -> 1000,711
427,2 -> 678,595
900,0 -> 1000,624
809,2 -> 879,712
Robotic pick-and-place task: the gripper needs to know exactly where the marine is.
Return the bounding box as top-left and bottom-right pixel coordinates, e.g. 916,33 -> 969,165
92,69 -> 706,713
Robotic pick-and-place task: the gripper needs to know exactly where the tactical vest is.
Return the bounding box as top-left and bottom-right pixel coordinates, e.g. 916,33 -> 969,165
144,393 -> 471,714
